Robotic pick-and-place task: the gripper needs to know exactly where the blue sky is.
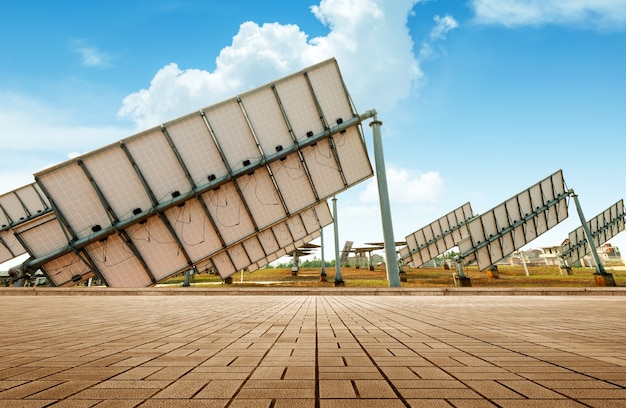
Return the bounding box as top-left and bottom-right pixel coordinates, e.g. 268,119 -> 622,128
1,0 -> 626,270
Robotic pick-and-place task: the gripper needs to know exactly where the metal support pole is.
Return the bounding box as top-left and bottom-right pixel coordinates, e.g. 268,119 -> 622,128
182,269 -> 191,287
292,251 -> 299,276
570,190 -> 607,275
320,227 -> 327,281
520,251 -> 530,276
332,196 -> 344,286
370,117 -> 401,287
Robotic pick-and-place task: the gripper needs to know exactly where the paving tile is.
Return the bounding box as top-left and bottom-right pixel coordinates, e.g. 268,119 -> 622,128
398,387 -> 483,399
320,400 -> 407,408
227,399 -> 272,408
447,400 -> 499,407
462,380 -> 524,399
91,400 -> 145,407
26,381 -> 98,400
498,380 -> 567,399
0,400 -> 57,408
47,400 -> 100,407
243,380 -> 315,389
0,380 -> 62,399
273,399 -> 316,408
392,379 -> 466,389
192,379 -> 244,399
319,380 -> 357,399
69,387 -> 158,399
352,380 -> 397,398
143,366 -> 191,381
137,399 -> 227,407
236,388 -> 316,399
490,400 -> 587,407
579,400 -> 626,408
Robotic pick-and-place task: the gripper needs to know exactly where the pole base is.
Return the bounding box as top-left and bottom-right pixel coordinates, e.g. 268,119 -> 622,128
400,272 -> 408,282
333,280 -> 345,287
223,277 -> 233,285
453,273 -> 472,287
487,268 -> 499,279
320,275 -> 327,282
594,273 -> 616,287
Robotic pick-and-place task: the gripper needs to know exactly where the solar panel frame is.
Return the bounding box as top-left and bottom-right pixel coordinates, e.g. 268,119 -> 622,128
21,58 -> 371,286
0,184 -> 48,228
460,170 -> 569,271
163,114 -> 230,186
403,202 -> 475,267
80,147 -> 153,224
85,234 -> 153,287
36,162 -> 111,240
562,199 -> 625,266
203,100 -> 262,172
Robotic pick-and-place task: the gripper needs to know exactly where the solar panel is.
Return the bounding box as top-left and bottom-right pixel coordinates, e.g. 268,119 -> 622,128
0,183 -> 51,263
13,212 -> 95,286
403,202 -> 474,267
561,200 -> 625,267
460,170 -> 569,271
18,58 -> 372,286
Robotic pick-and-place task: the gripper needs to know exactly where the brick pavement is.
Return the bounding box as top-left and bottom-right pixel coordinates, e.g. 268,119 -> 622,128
1,292 -> 626,407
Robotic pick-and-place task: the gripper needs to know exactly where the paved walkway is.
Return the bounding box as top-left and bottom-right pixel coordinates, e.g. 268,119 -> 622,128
2,291 -> 626,407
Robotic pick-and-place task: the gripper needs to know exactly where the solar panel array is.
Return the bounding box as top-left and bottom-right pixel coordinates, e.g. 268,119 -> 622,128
561,200 -> 625,267
458,170 -> 569,271
0,183 -> 51,264
12,58 -> 374,287
401,202 -> 474,267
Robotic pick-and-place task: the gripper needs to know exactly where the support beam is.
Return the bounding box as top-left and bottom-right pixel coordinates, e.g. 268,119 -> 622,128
370,117 -> 401,287
569,190 -> 616,287
332,196 -> 344,286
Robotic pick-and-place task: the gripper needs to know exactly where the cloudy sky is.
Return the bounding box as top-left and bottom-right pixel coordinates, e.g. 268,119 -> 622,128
1,0 -> 625,270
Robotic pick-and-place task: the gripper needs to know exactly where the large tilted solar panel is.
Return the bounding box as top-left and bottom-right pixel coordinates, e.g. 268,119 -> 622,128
461,170 -> 569,271
0,183 -> 51,263
26,59 -> 366,287
562,200 -> 625,267
403,202 -> 474,267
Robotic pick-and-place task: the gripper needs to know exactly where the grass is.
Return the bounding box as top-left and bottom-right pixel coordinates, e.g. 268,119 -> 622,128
160,264 -> 626,288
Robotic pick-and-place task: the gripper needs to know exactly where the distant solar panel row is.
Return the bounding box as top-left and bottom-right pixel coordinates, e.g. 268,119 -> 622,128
561,200 -> 625,267
400,202 -> 474,267
458,170 -> 569,271
11,58 -> 374,287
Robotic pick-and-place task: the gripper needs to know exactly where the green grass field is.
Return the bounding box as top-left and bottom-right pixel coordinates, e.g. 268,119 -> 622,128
161,264 -> 626,288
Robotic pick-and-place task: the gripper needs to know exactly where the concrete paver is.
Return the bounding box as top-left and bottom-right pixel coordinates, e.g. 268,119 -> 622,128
1,292 -> 626,407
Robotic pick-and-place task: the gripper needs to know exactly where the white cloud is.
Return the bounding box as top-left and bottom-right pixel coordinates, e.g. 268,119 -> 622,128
360,168 -> 445,204
118,0 -> 425,130
419,14 -> 459,60
471,0 -> 626,30
430,15 -> 459,41
70,40 -> 112,68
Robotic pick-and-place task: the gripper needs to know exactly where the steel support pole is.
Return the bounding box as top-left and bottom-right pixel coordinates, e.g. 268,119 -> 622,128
320,227 -> 327,280
370,117 -> 401,287
332,196 -> 344,285
570,190 -> 607,274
